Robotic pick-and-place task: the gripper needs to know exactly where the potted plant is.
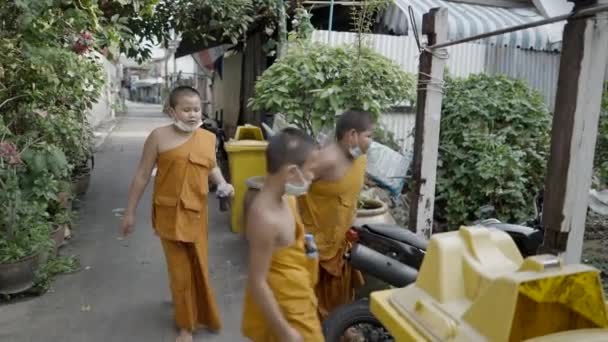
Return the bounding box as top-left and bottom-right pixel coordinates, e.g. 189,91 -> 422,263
354,194 -> 396,227
0,143 -> 52,294
72,157 -> 92,196
49,208 -> 73,256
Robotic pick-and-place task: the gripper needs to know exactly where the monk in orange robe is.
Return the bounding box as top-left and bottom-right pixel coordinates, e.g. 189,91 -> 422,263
242,128 -> 324,342
121,86 -> 234,342
298,111 -> 374,319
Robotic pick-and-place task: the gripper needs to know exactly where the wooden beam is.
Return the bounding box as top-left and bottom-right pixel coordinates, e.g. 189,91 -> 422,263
239,32 -> 267,126
539,4 -> 608,264
408,7 -> 449,239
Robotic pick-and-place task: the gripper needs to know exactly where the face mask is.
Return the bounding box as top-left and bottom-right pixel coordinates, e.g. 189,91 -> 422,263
173,118 -> 202,133
285,167 -> 310,196
349,135 -> 370,159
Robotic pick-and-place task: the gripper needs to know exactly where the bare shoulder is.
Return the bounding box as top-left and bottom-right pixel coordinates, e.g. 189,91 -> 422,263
151,125 -> 174,137
313,144 -> 339,176
246,198 -> 279,242
148,125 -> 176,145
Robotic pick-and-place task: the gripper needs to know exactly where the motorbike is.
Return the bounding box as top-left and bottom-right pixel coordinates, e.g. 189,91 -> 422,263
200,109 -> 230,191
322,195 -> 545,342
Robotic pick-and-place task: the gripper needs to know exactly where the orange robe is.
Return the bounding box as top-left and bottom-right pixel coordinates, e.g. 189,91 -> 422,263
242,197 -> 324,342
152,128 -> 221,331
297,156 -> 367,319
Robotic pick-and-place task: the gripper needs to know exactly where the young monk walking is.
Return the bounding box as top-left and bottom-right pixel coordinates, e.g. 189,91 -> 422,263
297,111 -> 373,319
242,128 -> 324,342
121,86 -> 234,342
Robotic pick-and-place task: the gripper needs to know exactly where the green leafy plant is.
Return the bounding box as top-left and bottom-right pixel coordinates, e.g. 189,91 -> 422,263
250,42 -> 415,139
0,135 -> 54,263
373,124 -> 401,152
34,255 -> 80,291
436,74 -> 551,227
19,143 -> 71,221
131,0 -> 287,59
0,196 -> 53,264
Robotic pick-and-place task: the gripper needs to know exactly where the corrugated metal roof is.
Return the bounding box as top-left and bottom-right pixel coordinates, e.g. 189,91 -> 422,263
382,0 -> 558,51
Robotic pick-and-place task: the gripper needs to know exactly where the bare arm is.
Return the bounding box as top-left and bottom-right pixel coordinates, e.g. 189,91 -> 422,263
209,166 -> 227,186
121,130 -> 158,235
246,209 -> 296,339
311,148 -> 333,181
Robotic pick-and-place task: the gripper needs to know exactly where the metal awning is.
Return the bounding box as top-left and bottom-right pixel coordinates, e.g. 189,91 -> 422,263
382,0 -> 558,51
132,77 -> 164,87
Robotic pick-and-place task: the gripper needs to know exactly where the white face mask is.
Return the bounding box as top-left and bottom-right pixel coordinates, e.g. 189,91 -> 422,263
285,167 -> 311,196
173,118 -> 202,133
349,135 -> 369,159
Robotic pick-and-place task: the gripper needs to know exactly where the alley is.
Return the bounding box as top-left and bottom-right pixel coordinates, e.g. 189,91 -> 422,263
0,104 -> 249,342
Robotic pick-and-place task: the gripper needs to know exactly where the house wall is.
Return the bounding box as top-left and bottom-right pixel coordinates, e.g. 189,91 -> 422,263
88,52 -> 118,128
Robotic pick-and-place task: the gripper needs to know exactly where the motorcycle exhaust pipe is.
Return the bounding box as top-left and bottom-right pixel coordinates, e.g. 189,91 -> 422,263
348,244 -> 418,288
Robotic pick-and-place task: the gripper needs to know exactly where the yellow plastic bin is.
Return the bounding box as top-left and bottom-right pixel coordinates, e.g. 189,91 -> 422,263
225,125 -> 268,233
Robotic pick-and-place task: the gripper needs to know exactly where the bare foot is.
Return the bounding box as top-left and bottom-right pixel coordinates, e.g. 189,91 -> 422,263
176,329 -> 193,342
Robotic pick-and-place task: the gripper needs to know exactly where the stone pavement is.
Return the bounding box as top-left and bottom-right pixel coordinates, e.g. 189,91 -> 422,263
0,103 -> 249,342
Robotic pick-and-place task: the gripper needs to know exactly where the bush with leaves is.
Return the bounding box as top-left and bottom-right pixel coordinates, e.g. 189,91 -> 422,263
0,140 -> 54,263
1,38 -> 101,167
250,41 -> 416,139
436,74 -> 551,227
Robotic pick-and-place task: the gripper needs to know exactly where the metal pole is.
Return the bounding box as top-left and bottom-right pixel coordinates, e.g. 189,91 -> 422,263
277,0 -> 287,58
328,0 -> 335,44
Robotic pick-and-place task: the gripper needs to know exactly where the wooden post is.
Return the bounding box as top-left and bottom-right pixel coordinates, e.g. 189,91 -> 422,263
408,8 -> 449,239
539,1 -> 608,264
239,32 -> 267,126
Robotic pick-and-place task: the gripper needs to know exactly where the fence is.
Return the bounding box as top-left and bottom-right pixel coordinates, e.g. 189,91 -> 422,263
312,30 -> 561,152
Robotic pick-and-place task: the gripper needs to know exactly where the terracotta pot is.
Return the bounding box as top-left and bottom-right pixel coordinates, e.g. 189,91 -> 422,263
57,192 -> 73,211
0,253 -> 40,295
73,172 -> 91,196
354,198 -> 396,227
50,224 -> 67,256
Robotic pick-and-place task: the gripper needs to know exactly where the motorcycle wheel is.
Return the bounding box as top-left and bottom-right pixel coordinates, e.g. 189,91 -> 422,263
323,299 -> 394,342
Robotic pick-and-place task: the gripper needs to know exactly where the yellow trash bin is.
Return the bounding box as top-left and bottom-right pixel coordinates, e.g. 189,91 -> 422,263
225,125 -> 268,233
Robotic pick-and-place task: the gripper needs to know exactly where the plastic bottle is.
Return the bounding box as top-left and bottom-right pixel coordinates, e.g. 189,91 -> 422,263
305,233 -> 319,259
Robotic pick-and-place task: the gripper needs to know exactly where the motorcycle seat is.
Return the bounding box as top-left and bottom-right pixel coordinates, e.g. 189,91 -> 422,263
363,223 -> 428,250
479,221 -> 537,237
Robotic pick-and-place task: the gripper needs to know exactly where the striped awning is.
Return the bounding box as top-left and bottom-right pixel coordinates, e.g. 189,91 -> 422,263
382,0 -> 557,51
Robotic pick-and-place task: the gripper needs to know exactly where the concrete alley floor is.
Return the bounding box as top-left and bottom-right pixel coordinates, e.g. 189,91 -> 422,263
0,103 -> 249,342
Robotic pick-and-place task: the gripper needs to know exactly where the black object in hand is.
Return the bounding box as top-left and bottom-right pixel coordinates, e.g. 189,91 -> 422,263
219,195 -> 231,212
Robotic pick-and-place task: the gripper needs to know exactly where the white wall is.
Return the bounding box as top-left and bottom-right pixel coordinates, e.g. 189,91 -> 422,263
88,52 -> 118,128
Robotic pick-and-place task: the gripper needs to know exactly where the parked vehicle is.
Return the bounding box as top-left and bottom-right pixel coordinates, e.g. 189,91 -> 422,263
201,110 -> 230,191
322,195 -> 545,342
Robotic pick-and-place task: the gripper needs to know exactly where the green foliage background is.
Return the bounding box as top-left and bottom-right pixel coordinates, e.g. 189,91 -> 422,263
249,42 -> 416,139
436,74 -> 552,227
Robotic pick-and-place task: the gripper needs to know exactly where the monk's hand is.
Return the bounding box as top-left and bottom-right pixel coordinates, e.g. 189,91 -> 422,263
121,213 -> 135,237
279,326 -> 303,342
217,182 -> 235,198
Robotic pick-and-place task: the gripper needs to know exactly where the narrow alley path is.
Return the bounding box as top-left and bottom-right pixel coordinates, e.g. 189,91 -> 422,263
0,103 -> 248,342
